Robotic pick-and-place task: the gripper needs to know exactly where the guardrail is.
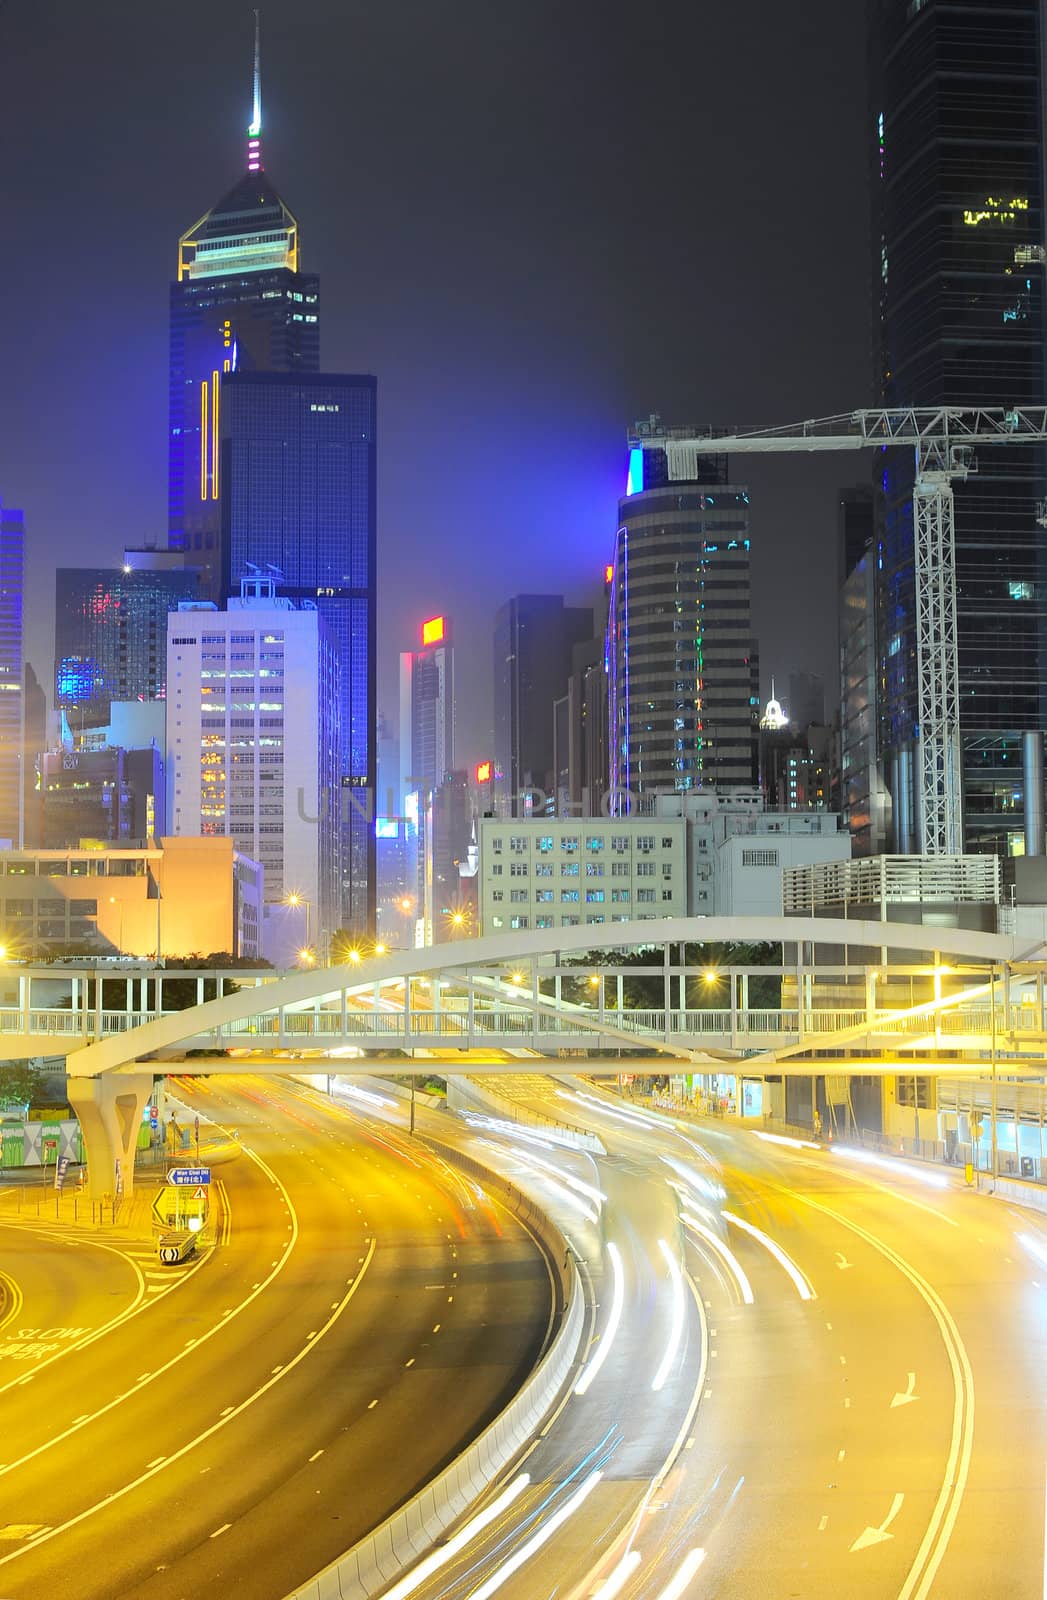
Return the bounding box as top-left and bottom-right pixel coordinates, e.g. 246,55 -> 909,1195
286,1136 -> 586,1600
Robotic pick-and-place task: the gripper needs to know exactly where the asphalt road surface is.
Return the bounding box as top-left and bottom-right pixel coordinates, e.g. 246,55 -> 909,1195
0,1074 -> 553,1599
368,1073 -> 1047,1600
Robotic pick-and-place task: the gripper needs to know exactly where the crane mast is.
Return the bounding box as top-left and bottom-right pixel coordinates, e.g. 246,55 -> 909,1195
628,408 -> 1047,856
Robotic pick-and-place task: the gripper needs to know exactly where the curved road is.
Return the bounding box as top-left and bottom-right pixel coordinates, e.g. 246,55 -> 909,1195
357,1072 -> 1047,1600
0,1074 -> 554,1599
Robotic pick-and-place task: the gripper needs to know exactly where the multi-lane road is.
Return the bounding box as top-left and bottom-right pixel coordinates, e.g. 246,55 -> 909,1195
0,1075 -> 554,1599
4,1064 -> 1047,1599
355,1072 -> 1047,1600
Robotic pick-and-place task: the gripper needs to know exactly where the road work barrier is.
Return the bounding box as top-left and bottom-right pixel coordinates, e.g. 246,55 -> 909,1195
285,1137 -> 586,1600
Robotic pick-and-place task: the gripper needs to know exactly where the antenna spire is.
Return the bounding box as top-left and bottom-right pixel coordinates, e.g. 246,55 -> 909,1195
247,9 -> 263,171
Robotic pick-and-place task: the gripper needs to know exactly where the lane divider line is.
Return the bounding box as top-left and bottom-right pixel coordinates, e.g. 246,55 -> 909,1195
0,1237 -> 377,1573
0,1140 -> 297,1482
680,1212 -> 754,1306
793,1191 -> 974,1600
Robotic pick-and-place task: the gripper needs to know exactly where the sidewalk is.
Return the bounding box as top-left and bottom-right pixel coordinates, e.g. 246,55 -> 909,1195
0,1170 -> 164,1242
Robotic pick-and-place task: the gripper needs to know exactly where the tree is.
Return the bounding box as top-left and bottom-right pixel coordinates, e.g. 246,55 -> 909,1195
0,1062 -> 40,1111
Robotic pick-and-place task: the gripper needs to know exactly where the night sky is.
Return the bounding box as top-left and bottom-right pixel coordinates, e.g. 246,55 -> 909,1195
0,0 -> 870,773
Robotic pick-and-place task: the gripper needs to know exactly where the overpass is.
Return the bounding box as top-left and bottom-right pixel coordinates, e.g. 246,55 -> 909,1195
11,917 -> 1044,1196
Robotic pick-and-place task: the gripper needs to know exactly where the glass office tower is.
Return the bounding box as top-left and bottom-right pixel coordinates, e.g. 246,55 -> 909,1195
169,169 -> 319,589
220,371 -> 377,933
55,559 -> 199,727
608,443 -> 758,804
871,0 -> 1047,854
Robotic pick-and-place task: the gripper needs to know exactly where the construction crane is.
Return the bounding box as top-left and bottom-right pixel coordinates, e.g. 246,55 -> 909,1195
627,407 -> 1047,857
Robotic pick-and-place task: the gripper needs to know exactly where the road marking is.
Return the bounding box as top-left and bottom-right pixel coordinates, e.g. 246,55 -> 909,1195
891,1371 -> 919,1408
309,1449 -> 324,1462
835,1253 -> 853,1270
0,1525 -> 49,1540
220,1406 -> 234,1417
792,1191 -> 974,1600
0,1272 -> 24,1336
840,1355 -> 847,1366
146,1455 -> 166,1469
851,1491 -> 904,1552
368,1399 -> 378,1409
838,1449 -> 846,1462
432,1323 -> 441,1333
210,1523 -> 231,1539
819,1514 -> 829,1532
405,1357 -> 415,1368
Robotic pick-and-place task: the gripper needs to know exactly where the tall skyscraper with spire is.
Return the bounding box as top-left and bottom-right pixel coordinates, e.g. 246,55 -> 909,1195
168,13 -> 319,588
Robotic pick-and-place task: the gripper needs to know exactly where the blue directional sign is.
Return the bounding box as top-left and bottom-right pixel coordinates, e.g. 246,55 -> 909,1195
167,1167 -> 211,1187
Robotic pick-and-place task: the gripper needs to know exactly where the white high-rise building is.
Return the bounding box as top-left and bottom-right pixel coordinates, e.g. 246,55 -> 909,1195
166,579 -> 339,956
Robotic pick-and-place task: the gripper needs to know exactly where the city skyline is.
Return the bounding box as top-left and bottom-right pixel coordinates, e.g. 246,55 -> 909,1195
0,1 -> 868,766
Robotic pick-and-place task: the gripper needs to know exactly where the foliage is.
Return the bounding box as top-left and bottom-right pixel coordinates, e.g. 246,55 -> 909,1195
0,1062 -> 40,1111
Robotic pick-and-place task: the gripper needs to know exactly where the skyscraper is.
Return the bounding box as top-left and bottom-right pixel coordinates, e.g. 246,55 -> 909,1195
607,441 -> 758,804
871,0 -> 1047,855
220,370 -> 377,932
493,595 -> 594,816
54,556 -> 199,729
166,579 -> 340,947
168,21 -> 319,587
399,615 -> 455,806
0,502 -> 25,847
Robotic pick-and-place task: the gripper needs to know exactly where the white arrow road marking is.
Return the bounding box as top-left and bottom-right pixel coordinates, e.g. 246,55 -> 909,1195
851,1492 -> 905,1553
835,1252 -> 854,1270
892,1371 -> 919,1408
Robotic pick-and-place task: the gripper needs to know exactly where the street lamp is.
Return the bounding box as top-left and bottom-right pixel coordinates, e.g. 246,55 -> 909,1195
284,890 -> 311,953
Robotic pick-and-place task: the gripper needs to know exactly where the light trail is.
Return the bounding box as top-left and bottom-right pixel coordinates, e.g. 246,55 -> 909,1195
593,1548 -> 643,1597
652,1239 -> 686,1391
653,1546 -> 706,1599
681,1212 -> 754,1305
830,1144 -> 950,1189
1018,1231 -> 1047,1271
468,1468 -> 605,1600
376,1473 -> 530,1600
753,1130 -> 820,1151
722,1210 -> 815,1300
575,1242 -> 626,1395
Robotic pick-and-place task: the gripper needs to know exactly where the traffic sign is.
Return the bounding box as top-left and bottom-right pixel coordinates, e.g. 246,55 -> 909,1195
167,1167 -> 211,1186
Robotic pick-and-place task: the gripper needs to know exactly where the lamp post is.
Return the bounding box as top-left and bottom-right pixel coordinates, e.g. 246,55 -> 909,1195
285,892 -> 311,960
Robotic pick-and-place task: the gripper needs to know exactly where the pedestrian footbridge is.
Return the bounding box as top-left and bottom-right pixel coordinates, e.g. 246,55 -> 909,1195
9,917 -> 1043,1199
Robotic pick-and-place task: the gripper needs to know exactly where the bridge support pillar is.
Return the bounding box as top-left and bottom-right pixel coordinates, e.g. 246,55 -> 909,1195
68,1071 -> 153,1203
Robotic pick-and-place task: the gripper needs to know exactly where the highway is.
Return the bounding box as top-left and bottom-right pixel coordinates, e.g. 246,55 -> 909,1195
0,1074 -> 554,1599
344,1072 -> 1047,1600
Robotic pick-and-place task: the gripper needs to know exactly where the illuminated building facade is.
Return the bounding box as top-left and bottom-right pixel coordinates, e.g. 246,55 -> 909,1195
54,557 -> 199,729
165,580 -> 340,947
168,34 -> 319,588
493,596 -> 594,817
608,443 -> 758,804
399,615 -> 454,805
871,0 -> 1047,854
220,370 -> 377,933
0,501 -> 24,847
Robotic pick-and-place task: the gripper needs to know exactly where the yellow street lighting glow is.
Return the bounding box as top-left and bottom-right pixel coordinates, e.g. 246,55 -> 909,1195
575,1241 -> 625,1395
588,974 -> 600,987
722,1209 -> 814,1300
703,969 -> 719,984
297,948 -> 314,964
373,943 -> 387,955
377,1473 -> 531,1600
348,949 -> 362,964
0,945 -> 8,962
511,972 -> 524,984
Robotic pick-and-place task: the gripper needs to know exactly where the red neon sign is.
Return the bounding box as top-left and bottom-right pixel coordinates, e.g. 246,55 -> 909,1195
475,760 -> 492,784
421,615 -> 445,646
604,564 -> 613,584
